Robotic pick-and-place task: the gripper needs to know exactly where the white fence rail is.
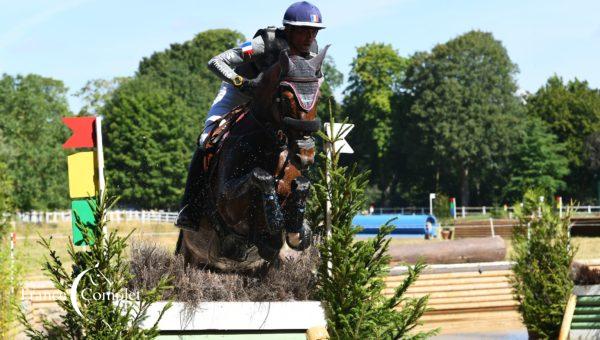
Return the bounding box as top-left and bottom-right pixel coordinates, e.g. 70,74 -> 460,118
9,205 -> 600,225
14,210 -> 179,224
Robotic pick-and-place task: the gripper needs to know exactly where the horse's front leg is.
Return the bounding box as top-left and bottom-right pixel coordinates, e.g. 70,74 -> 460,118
218,167 -> 284,235
283,176 -> 312,250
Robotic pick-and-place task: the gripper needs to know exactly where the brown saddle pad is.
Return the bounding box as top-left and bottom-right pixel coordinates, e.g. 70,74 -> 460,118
202,103 -> 250,171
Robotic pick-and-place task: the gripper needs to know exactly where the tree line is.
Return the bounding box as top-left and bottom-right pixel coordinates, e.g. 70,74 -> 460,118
0,28 -> 598,210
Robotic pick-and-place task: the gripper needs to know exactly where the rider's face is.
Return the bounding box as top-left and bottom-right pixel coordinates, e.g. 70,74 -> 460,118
287,26 -> 319,54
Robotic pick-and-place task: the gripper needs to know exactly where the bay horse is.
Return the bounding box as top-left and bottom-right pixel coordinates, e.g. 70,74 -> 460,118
175,46 -> 330,272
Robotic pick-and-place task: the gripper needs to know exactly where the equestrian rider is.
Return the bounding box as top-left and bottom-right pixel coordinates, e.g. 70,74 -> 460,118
176,1 -> 325,229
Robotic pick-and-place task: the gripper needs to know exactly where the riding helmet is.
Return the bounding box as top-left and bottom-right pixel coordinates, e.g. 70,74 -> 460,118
282,1 -> 325,29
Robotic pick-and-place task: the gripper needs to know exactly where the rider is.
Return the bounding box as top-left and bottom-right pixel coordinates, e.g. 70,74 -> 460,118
176,1 -> 325,229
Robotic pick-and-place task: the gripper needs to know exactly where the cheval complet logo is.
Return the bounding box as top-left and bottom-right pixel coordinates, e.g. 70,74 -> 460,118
70,263 -> 140,319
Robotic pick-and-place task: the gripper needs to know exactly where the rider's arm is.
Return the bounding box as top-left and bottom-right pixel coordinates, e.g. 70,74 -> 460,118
207,35 -> 266,86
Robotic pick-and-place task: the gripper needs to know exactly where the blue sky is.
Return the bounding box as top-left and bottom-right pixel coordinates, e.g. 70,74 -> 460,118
1,0 -> 599,112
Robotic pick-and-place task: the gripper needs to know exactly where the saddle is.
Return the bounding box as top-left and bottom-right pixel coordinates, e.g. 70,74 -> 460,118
202,103 -> 250,171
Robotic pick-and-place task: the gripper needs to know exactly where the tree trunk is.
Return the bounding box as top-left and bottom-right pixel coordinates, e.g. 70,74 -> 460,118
435,167 -> 440,194
460,166 -> 470,206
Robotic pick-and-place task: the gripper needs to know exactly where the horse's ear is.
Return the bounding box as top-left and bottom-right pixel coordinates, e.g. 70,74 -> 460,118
279,49 -> 291,76
309,44 -> 330,75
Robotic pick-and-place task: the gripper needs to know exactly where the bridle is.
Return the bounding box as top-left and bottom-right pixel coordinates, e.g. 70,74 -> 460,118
276,75 -> 323,134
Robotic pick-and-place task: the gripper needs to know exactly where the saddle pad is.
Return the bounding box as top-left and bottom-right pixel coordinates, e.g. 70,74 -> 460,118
203,103 -> 250,171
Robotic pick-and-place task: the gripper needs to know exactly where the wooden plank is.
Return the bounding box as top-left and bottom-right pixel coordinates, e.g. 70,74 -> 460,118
422,293 -> 515,305
575,306 -> 600,314
387,276 -> 509,288
416,315 -> 525,335
559,294 -> 577,340
399,288 -> 511,299
390,261 -> 512,275
423,299 -> 518,311
578,296 -> 600,306
573,315 -> 600,322
420,310 -> 520,322
388,281 -> 512,294
385,270 -> 512,282
571,322 -> 600,329
424,305 -> 517,315
384,270 -> 512,283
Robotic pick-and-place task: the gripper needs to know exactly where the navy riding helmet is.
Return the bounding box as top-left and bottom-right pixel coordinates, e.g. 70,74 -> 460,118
282,1 -> 326,29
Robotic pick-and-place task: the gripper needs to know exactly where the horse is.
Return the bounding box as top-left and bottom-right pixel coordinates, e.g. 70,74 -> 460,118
175,45 -> 330,272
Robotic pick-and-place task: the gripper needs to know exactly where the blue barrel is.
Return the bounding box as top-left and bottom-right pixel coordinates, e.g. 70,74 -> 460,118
352,214 -> 438,237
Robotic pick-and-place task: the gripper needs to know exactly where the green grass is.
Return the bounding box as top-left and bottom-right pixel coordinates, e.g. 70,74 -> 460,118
14,221 -> 179,279
14,221 -> 600,278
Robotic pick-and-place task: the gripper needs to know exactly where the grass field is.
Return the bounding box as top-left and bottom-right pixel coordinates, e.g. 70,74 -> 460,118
12,221 -> 179,279
9,221 -> 600,278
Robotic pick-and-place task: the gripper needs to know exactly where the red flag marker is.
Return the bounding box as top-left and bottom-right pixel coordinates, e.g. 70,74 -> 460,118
62,117 -> 96,149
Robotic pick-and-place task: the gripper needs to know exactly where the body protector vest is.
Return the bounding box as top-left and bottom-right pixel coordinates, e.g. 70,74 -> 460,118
207,26 -> 318,84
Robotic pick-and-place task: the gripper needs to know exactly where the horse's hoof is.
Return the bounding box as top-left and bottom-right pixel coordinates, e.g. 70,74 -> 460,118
255,233 -> 283,262
286,226 -> 312,251
286,232 -> 301,248
257,245 -> 280,262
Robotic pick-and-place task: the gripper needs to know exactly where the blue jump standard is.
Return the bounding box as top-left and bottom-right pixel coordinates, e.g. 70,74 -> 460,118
352,214 -> 438,238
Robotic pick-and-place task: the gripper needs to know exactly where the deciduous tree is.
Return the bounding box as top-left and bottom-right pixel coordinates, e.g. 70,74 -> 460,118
343,43 -> 408,205
402,31 -> 522,206
0,74 -> 70,210
527,76 -> 600,203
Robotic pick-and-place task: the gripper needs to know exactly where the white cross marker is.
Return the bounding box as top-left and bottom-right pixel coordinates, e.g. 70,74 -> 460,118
324,122 -> 354,154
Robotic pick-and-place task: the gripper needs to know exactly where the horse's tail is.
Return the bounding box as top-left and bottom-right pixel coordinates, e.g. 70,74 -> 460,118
174,230 -> 183,255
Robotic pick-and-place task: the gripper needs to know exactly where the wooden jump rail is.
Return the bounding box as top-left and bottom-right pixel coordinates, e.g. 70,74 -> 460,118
385,262 -> 524,334
452,217 -> 600,239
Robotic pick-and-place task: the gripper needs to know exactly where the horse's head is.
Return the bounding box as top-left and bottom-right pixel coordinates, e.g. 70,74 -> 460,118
253,45 -> 330,170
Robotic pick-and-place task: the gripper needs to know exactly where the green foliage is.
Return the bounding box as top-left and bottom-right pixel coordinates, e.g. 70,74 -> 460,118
527,75 -> 600,202
510,190 -> 575,339
18,193 -> 172,339
104,78 -> 193,209
307,115 -> 434,339
318,56 -> 344,120
74,77 -> 130,116
103,29 -> 243,209
343,43 -> 408,204
0,153 -> 13,235
402,30 -> 523,206
433,193 -> 452,226
0,74 -> 70,210
0,156 -> 20,339
502,117 -> 569,202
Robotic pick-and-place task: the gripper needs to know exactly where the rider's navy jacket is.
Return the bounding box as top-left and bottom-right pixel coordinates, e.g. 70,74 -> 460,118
207,26 -> 318,85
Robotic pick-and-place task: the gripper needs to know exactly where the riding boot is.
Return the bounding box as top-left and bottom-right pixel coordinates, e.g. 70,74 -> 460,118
175,147 -> 206,231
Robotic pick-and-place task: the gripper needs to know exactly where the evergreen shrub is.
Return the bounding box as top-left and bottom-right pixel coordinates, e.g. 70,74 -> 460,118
18,193 -> 172,339
307,116 -> 436,339
510,190 -> 576,339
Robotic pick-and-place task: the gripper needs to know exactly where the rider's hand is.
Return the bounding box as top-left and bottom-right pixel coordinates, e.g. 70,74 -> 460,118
234,75 -> 262,95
